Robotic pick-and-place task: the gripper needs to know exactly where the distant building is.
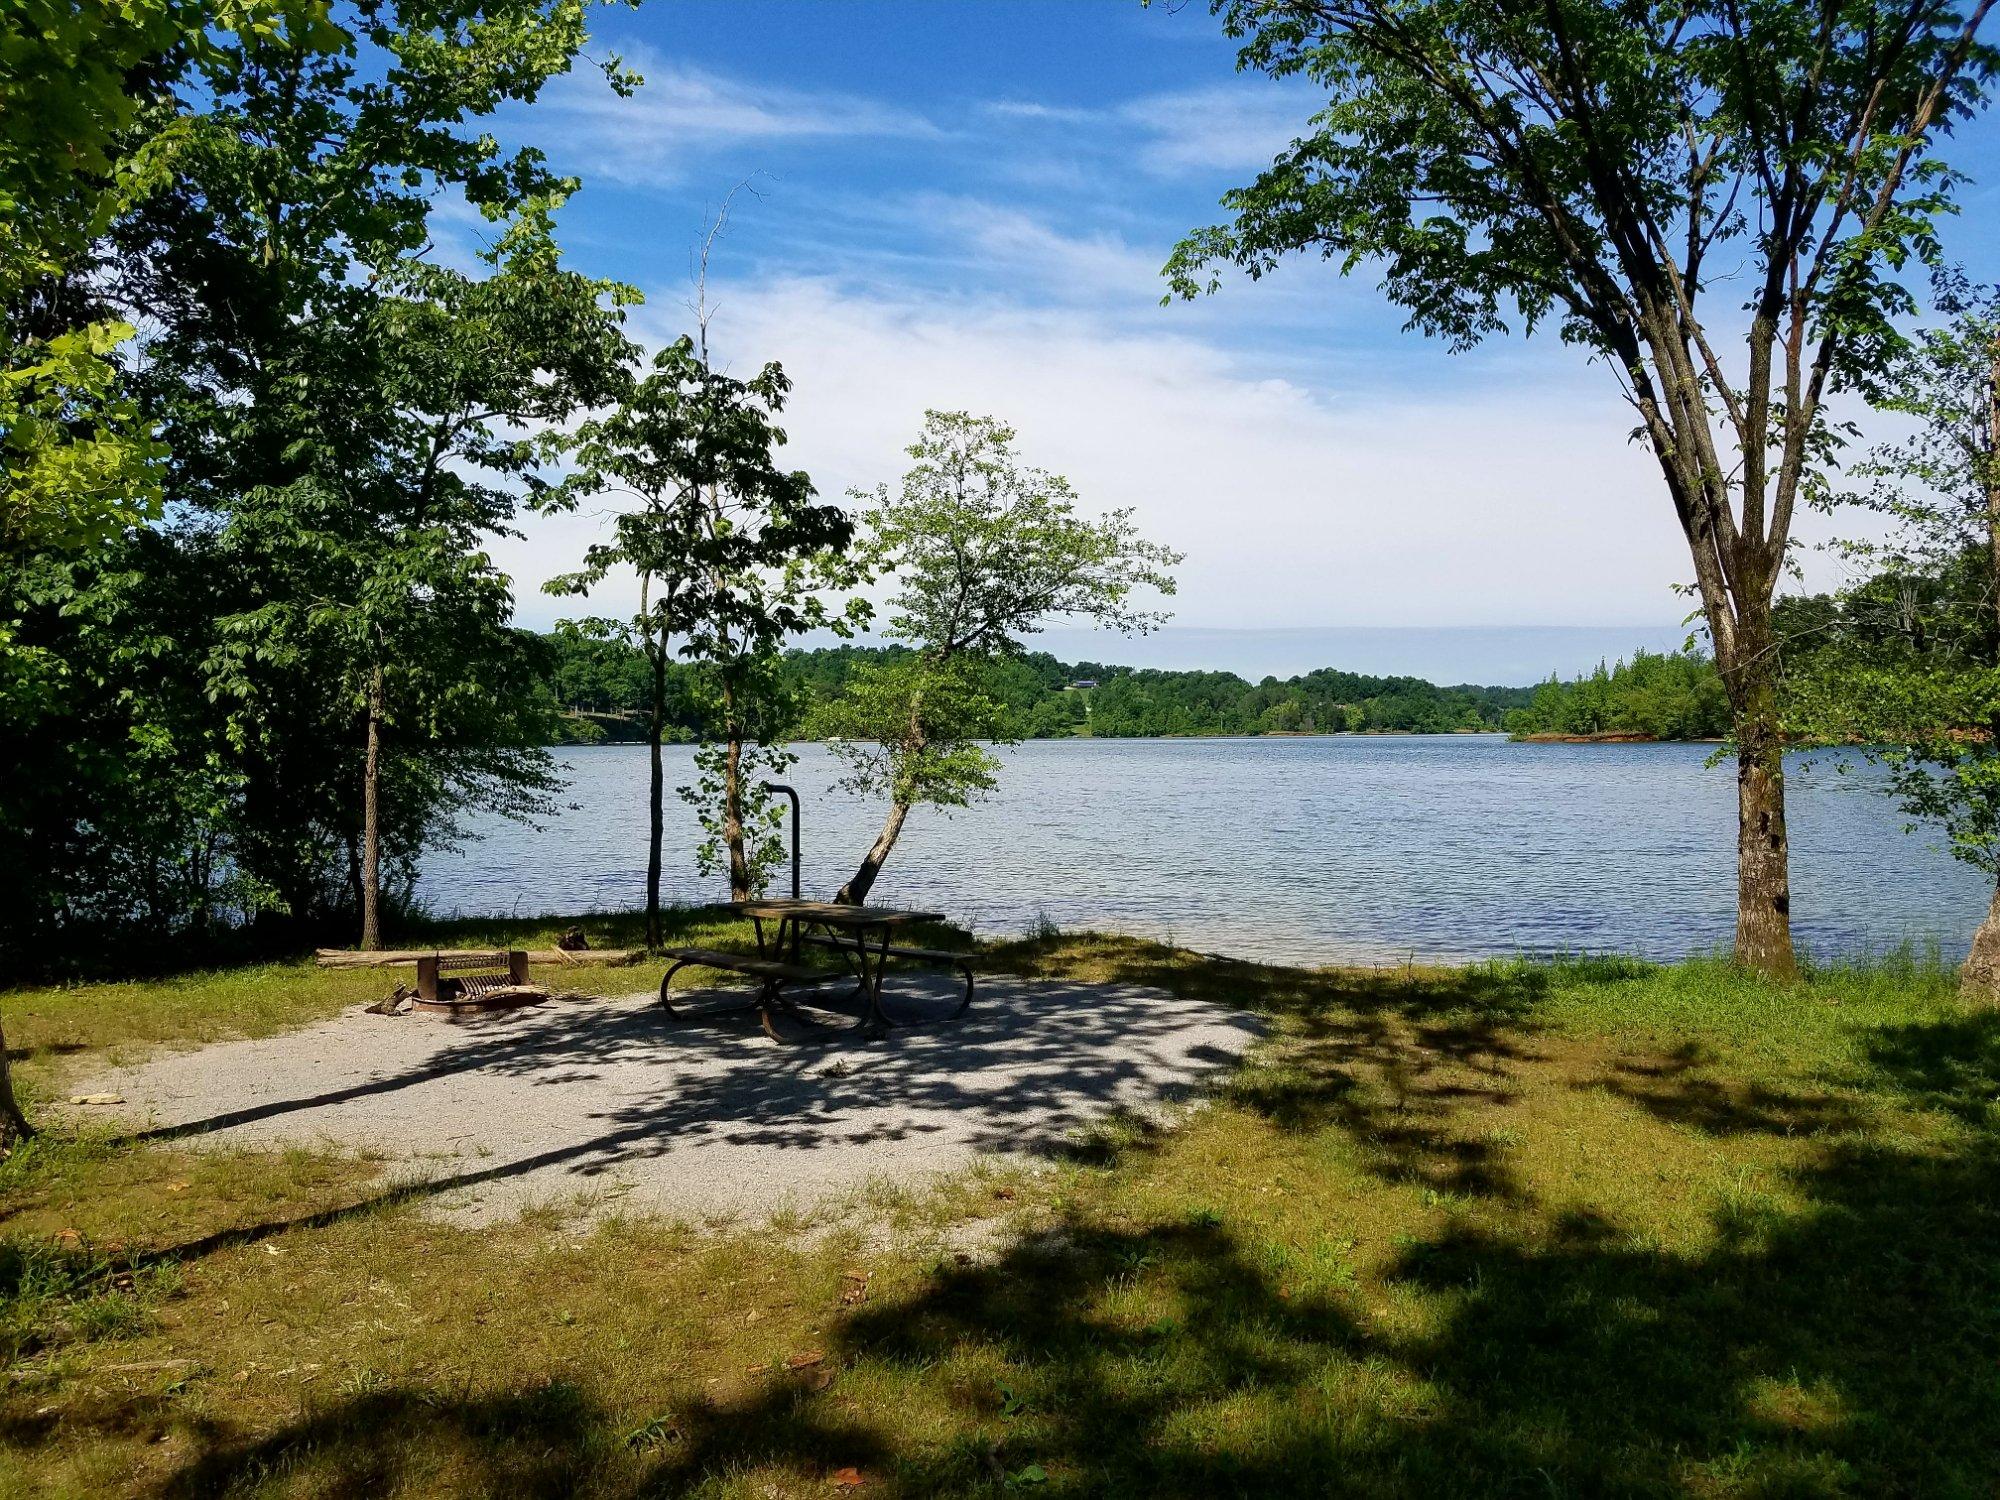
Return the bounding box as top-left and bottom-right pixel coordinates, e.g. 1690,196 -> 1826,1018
1068,678 -> 1099,691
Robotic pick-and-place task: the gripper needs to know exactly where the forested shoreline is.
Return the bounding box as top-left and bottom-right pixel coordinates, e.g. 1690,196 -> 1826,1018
537,633 -> 1541,742
537,631 -> 1754,744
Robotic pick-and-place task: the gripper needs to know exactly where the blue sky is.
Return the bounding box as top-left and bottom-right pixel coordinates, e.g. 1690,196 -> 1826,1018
484,0 -> 2000,674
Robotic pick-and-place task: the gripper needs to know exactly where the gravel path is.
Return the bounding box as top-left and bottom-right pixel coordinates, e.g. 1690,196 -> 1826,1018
73,975 -> 1260,1226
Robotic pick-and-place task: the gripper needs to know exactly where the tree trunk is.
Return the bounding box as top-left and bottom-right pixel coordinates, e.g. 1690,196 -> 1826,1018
1735,735 -> 1796,978
0,1010 -> 32,1153
1969,338 -> 2000,1001
721,677 -> 750,903
835,685 -> 928,906
359,663 -> 384,951
645,639 -> 666,949
1962,881 -> 2000,1003
1725,616 -> 1797,980
1626,297 -> 1802,978
836,801 -> 910,906
341,830 -> 361,922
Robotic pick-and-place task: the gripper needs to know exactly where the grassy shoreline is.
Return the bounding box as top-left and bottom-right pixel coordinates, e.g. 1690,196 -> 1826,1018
4,920 -> 1996,1496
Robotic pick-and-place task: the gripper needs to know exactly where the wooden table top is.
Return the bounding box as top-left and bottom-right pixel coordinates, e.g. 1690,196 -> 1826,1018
733,900 -> 942,927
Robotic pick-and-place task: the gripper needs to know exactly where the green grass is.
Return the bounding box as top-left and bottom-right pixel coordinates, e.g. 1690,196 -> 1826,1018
3,926 -> 1997,1497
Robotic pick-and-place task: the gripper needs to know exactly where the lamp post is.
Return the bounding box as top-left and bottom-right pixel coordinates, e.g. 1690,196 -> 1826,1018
759,782 -> 801,899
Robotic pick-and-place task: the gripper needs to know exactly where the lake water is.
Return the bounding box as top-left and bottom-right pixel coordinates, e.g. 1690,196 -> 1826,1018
415,736 -> 1988,968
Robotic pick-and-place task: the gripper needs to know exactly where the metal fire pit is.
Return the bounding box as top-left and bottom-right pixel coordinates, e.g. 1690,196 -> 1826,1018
411,950 -> 546,1019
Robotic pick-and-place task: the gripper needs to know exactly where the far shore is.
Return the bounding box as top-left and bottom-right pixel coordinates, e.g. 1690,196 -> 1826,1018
1511,730 -> 1727,744
552,721 -> 1735,748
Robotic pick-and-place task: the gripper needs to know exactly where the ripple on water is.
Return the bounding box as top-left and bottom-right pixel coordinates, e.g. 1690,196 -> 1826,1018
415,736 -> 1987,967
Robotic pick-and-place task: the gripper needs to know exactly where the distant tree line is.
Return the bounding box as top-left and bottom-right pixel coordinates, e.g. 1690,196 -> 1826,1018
535,634 -> 1535,741
1082,666 -> 1531,735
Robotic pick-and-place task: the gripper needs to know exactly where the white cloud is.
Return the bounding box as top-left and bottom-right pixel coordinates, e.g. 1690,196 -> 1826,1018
537,50 -> 941,184
529,54 -> 1313,199
1119,84 -> 1316,176
921,198 -> 1163,296
976,81 -> 1316,179
982,99 -> 1099,125
497,273 -> 1742,635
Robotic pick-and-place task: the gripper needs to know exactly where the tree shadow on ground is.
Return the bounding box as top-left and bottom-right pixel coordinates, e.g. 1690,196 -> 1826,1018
24,1376 -> 641,1500
1861,1009 -> 2000,1125
1581,1041 -> 1871,1138
146,1381 -> 681,1500
653,999 -> 2000,1494
1011,935 -> 1579,1205
135,1125 -> 2000,1497
3,1039 -> 90,1067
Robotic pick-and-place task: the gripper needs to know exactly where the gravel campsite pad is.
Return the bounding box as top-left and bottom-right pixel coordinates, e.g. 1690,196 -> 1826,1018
69,975 -> 1261,1226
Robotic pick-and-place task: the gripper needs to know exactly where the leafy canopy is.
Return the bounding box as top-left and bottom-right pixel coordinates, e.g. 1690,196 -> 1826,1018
1,2 -> 339,592
811,654 -> 1006,809
552,336 -> 857,656
1168,0 -> 1993,359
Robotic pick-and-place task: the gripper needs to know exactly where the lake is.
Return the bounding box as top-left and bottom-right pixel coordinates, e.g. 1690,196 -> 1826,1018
415,736 -> 1988,968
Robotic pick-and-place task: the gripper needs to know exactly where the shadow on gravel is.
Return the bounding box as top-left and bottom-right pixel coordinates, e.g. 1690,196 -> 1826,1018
91,970 -> 1257,1269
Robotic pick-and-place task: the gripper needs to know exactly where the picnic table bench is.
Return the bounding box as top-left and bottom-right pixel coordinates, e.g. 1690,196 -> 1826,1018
657,947 -> 823,1037
794,933 -> 974,1011
658,900 -> 975,1040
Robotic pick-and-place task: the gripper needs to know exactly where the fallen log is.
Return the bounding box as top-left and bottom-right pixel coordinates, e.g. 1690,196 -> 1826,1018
314,947 -> 645,969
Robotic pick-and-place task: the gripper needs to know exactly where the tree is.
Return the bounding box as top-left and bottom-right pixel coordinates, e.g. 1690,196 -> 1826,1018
829,412 -> 1180,904
1166,0 -> 1998,977
210,217 -> 628,948
1786,277 -> 2000,997
115,2 -> 634,949
812,652 -> 1009,887
554,336 -> 857,927
552,192 -> 858,925
673,374 -> 859,906
1,2 -> 339,585
678,651 -> 805,901
0,0 -> 338,1151
557,341 -> 766,939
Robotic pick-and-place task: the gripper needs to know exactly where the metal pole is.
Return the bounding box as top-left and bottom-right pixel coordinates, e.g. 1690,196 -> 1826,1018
760,781 -> 801,899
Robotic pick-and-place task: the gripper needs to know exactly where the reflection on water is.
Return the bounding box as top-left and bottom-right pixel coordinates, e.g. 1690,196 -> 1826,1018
416,736 -> 1987,967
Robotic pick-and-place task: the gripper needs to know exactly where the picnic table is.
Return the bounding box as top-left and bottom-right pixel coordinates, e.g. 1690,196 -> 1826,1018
659,900 -> 974,1039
